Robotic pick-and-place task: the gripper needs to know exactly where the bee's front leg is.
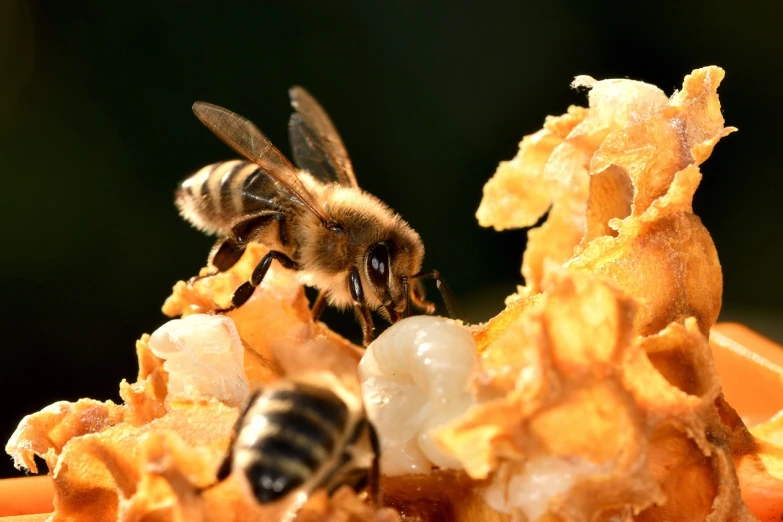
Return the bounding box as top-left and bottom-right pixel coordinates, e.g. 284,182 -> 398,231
215,250 -> 298,314
310,290 -> 328,320
409,278 -> 436,315
349,268 -> 375,347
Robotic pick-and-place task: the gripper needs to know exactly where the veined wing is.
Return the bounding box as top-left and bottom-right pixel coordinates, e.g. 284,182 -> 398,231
288,86 -> 358,188
193,101 -> 329,224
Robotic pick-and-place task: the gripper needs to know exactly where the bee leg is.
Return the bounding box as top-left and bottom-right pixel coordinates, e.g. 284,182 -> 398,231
215,251 -> 298,314
365,420 -> 382,506
349,267 -> 375,346
325,419 -> 382,504
193,453 -> 232,495
409,279 -> 436,315
310,290 -> 328,321
189,272 -> 218,284
383,304 -> 401,323
196,389 -> 262,494
214,454 -> 232,482
189,238 -> 247,284
210,237 -> 248,271
216,388 -> 262,483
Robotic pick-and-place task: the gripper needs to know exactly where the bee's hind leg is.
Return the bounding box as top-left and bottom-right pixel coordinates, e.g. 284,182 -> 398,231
189,237 -> 247,284
215,250 -> 298,314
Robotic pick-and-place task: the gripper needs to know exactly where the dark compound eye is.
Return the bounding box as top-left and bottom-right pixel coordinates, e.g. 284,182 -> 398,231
366,242 -> 391,290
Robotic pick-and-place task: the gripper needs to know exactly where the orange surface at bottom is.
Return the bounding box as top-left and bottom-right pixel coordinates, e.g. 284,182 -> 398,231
0,476 -> 53,518
0,516 -> 49,522
710,323 -> 783,427
1,323 -> 782,520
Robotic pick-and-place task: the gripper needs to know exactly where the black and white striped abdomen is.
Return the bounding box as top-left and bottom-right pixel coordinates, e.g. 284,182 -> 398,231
233,383 -> 351,503
175,160 -> 285,236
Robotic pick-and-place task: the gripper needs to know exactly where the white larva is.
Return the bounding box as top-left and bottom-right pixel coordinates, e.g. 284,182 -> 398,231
148,314 -> 249,408
358,316 -> 478,475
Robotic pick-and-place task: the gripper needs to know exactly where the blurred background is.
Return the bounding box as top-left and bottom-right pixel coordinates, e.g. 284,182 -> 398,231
1,1 -> 780,477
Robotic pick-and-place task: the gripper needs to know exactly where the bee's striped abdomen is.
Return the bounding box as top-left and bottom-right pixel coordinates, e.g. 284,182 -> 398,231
175,160 -> 285,236
236,383 -> 351,503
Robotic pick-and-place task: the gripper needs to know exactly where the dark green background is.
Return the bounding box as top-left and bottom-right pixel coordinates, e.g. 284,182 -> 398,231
1,1 -> 781,477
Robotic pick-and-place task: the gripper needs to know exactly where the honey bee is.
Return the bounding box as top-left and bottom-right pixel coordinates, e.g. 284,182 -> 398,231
177,87 -> 455,345
212,376 -> 380,520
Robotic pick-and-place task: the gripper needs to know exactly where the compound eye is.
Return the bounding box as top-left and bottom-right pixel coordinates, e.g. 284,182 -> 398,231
366,242 -> 391,290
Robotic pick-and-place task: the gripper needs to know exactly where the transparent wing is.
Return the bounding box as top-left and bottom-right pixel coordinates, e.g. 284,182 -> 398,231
193,101 -> 329,223
288,86 -> 358,188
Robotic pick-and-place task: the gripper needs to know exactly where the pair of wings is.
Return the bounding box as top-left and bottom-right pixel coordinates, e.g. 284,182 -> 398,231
192,87 -> 356,225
